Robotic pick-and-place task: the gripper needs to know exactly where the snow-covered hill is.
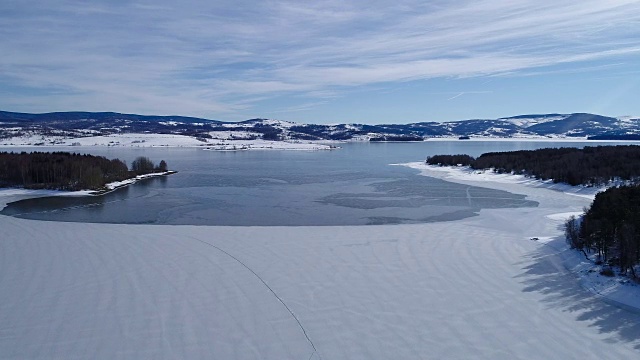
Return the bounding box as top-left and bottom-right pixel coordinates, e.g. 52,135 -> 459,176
1,110 -> 639,146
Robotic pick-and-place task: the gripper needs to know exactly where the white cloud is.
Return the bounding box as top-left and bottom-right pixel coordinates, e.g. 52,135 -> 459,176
1,0 -> 639,118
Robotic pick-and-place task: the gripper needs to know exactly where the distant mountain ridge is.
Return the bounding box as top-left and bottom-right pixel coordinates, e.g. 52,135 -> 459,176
1,110 -> 639,142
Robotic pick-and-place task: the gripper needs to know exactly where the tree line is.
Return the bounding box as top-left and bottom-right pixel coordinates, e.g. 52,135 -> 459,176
426,145 -> 640,186
0,151 -> 168,191
425,145 -> 640,277
565,185 -> 640,278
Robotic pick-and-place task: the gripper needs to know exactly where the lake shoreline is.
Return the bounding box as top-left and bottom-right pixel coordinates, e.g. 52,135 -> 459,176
0,170 -> 177,210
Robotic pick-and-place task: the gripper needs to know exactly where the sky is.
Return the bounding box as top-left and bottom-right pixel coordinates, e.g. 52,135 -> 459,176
1,0 -> 640,124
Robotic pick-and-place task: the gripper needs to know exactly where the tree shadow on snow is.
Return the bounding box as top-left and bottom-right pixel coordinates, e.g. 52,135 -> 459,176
515,237 -> 640,349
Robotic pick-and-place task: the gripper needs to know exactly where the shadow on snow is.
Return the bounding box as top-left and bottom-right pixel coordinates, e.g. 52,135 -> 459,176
515,236 -> 640,349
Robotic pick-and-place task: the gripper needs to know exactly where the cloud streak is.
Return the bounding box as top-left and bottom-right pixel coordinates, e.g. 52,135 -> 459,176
446,91 -> 493,101
1,0 -> 640,119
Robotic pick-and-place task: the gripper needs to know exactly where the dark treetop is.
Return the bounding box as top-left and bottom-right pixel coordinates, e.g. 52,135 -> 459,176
0,152 -> 168,191
427,145 -> 640,186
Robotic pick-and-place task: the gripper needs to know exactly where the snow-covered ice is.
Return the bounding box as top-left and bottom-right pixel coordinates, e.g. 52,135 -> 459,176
398,162 -> 606,199
2,165 -> 640,359
399,163 -> 640,312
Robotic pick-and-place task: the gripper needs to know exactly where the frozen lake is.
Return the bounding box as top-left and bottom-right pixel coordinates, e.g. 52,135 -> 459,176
2,140 -> 640,359
0,140 -> 628,225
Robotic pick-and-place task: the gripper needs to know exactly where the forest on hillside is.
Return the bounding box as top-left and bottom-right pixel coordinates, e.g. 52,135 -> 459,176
426,145 -> 640,186
0,152 -> 168,191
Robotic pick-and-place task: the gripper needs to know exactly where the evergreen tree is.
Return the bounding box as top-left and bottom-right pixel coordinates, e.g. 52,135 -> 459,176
131,156 -> 155,175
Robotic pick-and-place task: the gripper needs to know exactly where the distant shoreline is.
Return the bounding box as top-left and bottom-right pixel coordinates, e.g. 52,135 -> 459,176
0,134 -> 338,150
2,132 -> 638,149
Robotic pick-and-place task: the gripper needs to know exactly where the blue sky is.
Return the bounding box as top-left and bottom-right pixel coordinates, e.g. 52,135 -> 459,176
1,0 -> 639,124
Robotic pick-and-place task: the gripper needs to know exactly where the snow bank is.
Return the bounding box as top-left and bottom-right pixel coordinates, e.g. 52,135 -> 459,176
396,162 -> 640,316
2,168 -> 640,358
560,241 -> 640,314
397,162 -> 605,199
101,171 -> 174,191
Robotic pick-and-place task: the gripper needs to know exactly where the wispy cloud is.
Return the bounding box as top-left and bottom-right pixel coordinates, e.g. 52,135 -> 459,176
1,0 -> 639,119
446,91 -> 493,101
447,93 -> 465,101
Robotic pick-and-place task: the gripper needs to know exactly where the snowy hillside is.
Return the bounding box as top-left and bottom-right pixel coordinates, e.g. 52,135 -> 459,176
499,114 -> 567,127
2,111 -> 640,146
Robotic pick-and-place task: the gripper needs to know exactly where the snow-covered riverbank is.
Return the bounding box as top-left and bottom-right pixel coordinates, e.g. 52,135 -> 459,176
1,166 -> 640,359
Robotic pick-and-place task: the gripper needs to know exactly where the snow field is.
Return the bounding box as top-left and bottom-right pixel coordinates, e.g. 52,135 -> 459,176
2,166 -> 640,358
0,133 -> 334,151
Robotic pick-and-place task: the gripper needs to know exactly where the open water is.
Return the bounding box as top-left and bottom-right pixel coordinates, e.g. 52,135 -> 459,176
0,141 -> 623,225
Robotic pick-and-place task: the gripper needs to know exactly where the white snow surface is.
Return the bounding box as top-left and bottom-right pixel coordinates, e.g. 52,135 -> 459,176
500,115 -> 567,128
2,166 -> 640,358
399,162 -> 606,199
618,115 -> 640,122
0,133 -> 334,150
203,140 -> 335,151
399,163 -> 640,311
103,172 -> 174,191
